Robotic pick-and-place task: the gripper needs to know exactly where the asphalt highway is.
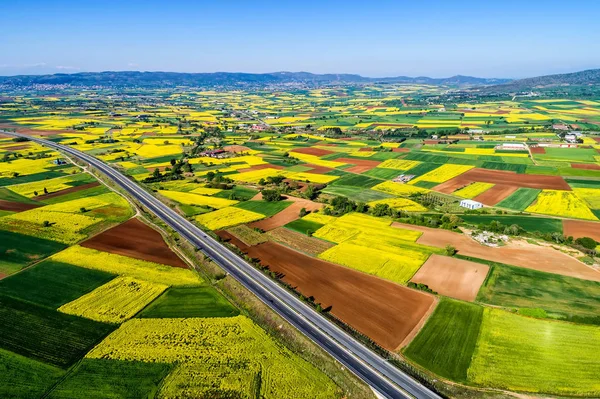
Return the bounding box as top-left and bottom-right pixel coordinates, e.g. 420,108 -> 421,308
4,131 -> 443,399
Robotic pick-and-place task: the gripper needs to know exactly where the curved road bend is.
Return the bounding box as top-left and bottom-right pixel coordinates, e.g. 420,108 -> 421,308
4,131 -> 442,399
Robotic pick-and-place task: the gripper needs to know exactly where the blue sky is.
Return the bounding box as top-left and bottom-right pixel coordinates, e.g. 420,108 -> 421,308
1,0 -> 599,78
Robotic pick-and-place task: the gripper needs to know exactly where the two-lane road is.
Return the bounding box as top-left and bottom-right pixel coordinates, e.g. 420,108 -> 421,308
4,131 -> 442,399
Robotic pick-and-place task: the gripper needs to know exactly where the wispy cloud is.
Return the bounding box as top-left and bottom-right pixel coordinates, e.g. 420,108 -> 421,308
55,65 -> 79,70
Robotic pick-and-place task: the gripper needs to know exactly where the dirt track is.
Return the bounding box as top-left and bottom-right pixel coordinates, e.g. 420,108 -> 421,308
248,194 -> 323,231
81,218 -> 187,268
563,219 -> 600,242
246,241 -> 436,350
410,255 -> 489,301
392,222 -> 600,282
0,200 -> 41,212
434,168 -> 571,193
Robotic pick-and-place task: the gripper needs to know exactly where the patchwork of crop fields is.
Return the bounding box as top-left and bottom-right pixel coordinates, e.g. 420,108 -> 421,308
2,87 -> 600,397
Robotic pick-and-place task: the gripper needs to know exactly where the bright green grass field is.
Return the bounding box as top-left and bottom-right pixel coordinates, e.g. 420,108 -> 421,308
0,230 -> 67,276
0,295 -> 115,368
468,308 -> 600,396
212,186 -> 258,201
460,214 -> 562,234
0,348 -> 65,399
404,299 -> 483,382
328,173 -> 382,188
362,167 -> 401,179
48,359 -> 171,399
138,286 -> 239,318
322,185 -> 394,202
495,188 -> 541,210
0,187 -> 40,204
41,185 -> 108,205
234,200 -> 293,217
477,263 -> 600,321
0,260 -> 115,309
284,218 -> 324,235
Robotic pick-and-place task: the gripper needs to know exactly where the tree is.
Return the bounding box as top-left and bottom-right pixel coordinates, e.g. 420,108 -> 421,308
575,236 -> 598,250
261,189 -> 281,202
43,187 -> 48,194
444,244 -> 456,256
170,158 -> 177,166
42,220 -> 51,227
299,207 -> 308,217
33,191 -> 38,196
152,168 -> 161,179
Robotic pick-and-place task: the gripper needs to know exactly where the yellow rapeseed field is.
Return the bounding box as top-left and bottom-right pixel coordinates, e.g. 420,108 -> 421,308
288,152 -> 347,168
229,168 -> 285,183
0,157 -> 57,178
367,197 -> 428,212
302,212 -> 337,225
409,164 -> 474,185
158,190 -> 238,209
526,190 -> 598,220
59,276 -> 168,323
453,182 -> 495,199
8,174 -> 79,197
377,159 -> 421,170
195,207 -> 264,230
371,181 -> 428,196
573,188 -> 600,210
190,186 -> 223,195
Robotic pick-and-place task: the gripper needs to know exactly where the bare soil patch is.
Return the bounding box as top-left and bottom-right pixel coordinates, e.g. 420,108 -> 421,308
473,184 -> 519,206
223,145 -> 251,153
301,164 -> 334,174
0,123 -> 71,136
410,254 -> 489,301
215,230 -> 250,251
267,227 -> 334,256
392,147 -> 410,153
571,163 -> 600,170
236,163 -> 285,173
292,147 -> 334,157
358,147 -> 372,152
434,168 -> 571,192
530,146 -> 546,154
336,158 -> 381,173
0,144 -> 31,151
33,182 -> 100,201
81,217 -> 187,268
563,220 -> 600,242
246,241 -> 436,350
392,222 -> 600,282
248,194 -> 323,231
0,200 -> 41,212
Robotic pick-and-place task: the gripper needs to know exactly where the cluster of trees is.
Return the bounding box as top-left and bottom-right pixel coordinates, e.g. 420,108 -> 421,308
472,220 -> 524,236
143,158 -> 193,183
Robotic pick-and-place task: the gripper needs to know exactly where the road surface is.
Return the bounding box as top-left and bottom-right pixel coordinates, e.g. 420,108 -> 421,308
3,131 -> 442,399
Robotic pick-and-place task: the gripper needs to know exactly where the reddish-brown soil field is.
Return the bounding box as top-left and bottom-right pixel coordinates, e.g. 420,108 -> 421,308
215,230 -> 250,251
266,227 -> 334,256
0,123 -> 71,136
473,184 -> 519,206
301,164 -> 334,174
392,147 -> 410,153
223,145 -> 251,153
530,147 -> 546,154
336,158 -> 381,173
358,147 -> 373,152
410,255 -> 489,301
81,218 -> 187,268
248,194 -> 323,231
434,168 -> 571,193
245,241 -> 436,350
563,220 -> 600,242
592,137 -> 600,143
33,182 -> 100,201
392,222 -> 600,282
291,147 -> 333,157
0,200 -> 41,212
236,163 -> 285,173
571,163 -> 600,170
0,144 -> 31,151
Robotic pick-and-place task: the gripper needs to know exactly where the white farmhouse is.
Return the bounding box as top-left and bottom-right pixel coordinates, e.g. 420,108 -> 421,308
460,199 -> 483,210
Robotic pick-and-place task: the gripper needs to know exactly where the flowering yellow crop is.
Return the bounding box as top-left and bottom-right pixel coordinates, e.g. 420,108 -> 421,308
59,277 -> 168,323
288,152 -> 346,168
7,174 -> 79,197
190,186 -> 223,195
371,181 -> 428,196
573,188 -> 600,210
51,246 -> 202,286
367,197 -> 428,212
0,157 -> 57,178
158,190 -> 237,209
526,190 -> 598,221
86,316 -> 339,399
377,159 -> 421,170
195,207 -> 264,230
229,168 -> 285,183
409,164 -> 473,185
42,193 -> 129,214
134,144 -> 183,158
302,212 -> 337,225
453,182 -> 495,199
286,171 -> 338,184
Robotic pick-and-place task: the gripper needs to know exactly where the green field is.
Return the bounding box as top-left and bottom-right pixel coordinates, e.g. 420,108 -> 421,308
48,359 -> 171,399
41,185 -> 108,205
0,187 -> 40,204
234,200 -> 292,216
138,286 -> 239,318
566,178 -> 600,189
404,299 -> 483,382
460,214 -> 562,234
284,218 -> 324,235
477,263 -> 600,322
0,230 -> 67,275
0,295 -> 115,368
0,260 -> 115,309
536,147 -> 599,163
495,188 -> 541,210
322,185 -> 393,202
329,173 -> 382,188
212,185 -> 258,201
362,167 -> 401,179
468,308 -> 600,395
0,348 -> 64,399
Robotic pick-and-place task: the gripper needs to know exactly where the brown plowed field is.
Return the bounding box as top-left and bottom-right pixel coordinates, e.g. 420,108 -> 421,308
81,218 -> 187,268
392,147 -> 410,153
248,194 -> 323,231
530,147 -> 546,154
563,220 -> 600,242
0,200 -> 41,212
0,144 -> 31,151
410,255 -> 489,301
301,164 -> 334,174
223,145 -> 251,153
267,227 -> 334,256
33,182 -> 100,201
473,184 -> 519,205
215,230 -> 250,251
434,168 -> 571,193
292,147 -> 333,156
336,158 -> 381,173
236,163 -> 285,173
0,123 -> 71,136
246,241 -> 436,350
571,163 -> 600,170
392,222 -> 600,282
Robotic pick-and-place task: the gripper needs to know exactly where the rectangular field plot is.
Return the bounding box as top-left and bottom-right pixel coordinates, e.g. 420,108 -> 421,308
48,359 -> 171,399
138,286 -> 239,318
0,348 -> 64,399
495,187 -> 541,210
460,215 -> 563,234
0,230 -> 67,276
0,295 -> 115,368
404,299 -> 483,382
525,190 -> 598,220
234,200 -> 293,216
0,260 -> 115,309
468,308 -> 600,396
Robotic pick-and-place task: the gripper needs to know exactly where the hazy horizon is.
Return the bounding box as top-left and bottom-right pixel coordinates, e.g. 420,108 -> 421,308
2,0 -> 599,78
